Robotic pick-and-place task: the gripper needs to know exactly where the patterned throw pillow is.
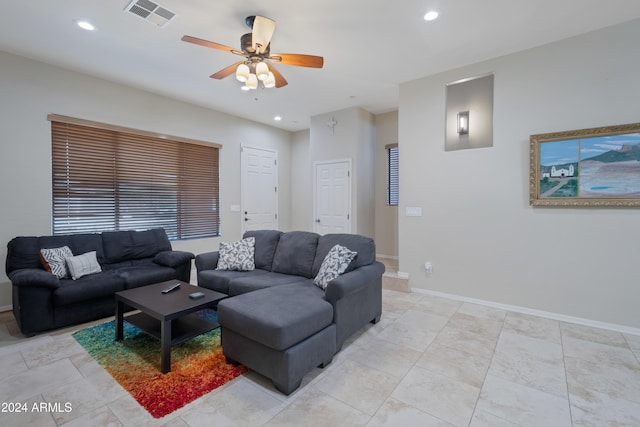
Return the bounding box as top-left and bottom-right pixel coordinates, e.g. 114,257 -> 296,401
40,246 -> 74,278
313,244 -> 357,290
66,251 -> 102,280
216,237 -> 256,271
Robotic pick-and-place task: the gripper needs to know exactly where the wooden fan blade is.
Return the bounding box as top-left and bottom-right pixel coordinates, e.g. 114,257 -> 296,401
210,61 -> 244,80
252,16 -> 276,54
267,63 -> 288,88
181,35 -> 244,56
269,53 -> 324,68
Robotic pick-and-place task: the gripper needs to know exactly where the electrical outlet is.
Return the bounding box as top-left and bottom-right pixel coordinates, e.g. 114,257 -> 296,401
424,261 -> 433,274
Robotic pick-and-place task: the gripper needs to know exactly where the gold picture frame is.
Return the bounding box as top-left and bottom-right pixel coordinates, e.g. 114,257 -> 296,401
530,122 -> 640,207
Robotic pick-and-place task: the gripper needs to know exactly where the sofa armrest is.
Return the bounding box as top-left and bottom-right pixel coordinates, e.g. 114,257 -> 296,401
153,250 -> 195,268
324,262 -> 385,303
8,268 -> 60,289
195,251 -> 220,272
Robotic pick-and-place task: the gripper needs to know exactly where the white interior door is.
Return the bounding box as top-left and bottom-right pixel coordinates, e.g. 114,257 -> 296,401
241,146 -> 278,233
314,159 -> 351,234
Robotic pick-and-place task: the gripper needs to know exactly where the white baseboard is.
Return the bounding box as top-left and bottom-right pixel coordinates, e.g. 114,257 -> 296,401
376,254 -> 398,260
412,288 -> 640,337
0,305 -> 12,313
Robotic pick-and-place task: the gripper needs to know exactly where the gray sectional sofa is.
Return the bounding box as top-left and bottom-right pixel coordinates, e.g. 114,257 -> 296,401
6,228 -> 194,336
196,230 -> 385,394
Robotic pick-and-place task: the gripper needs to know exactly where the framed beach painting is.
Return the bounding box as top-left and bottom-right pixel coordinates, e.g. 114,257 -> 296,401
530,122 -> 640,206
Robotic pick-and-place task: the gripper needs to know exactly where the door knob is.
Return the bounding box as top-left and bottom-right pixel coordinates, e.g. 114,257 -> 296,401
315,219 -> 320,223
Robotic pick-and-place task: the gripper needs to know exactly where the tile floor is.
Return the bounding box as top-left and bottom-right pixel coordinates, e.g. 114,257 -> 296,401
1,289 -> 640,426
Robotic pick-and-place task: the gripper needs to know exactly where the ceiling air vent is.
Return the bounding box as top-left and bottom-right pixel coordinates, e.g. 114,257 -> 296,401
124,0 -> 176,28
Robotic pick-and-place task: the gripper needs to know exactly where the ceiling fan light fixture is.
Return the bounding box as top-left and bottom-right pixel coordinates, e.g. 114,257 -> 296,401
235,63 -> 250,82
264,72 -> 276,88
246,73 -> 258,90
256,62 -> 270,81
251,16 -> 276,54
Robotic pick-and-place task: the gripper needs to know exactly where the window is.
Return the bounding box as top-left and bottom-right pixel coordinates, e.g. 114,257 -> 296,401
49,115 -> 220,240
386,144 -> 399,206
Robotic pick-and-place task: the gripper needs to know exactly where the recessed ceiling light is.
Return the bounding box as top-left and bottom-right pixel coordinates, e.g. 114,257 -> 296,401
75,19 -> 95,31
274,116 -> 282,121
424,11 -> 439,21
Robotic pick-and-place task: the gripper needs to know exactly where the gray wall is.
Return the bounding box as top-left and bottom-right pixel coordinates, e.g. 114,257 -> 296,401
0,51 -> 293,309
398,19 -> 640,328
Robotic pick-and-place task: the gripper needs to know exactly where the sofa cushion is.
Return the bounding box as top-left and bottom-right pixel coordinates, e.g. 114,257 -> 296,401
116,265 -> 178,289
66,251 -> 102,280
228,272 -> 310,296
313,244 -> 358,290
312,233 -> 376,277
102,228 -> 171,264
40,246 -> 73,278
242,230 -> 282,270
217,283 -> 332,351
198,269 -> 268,294
217,237 -> 255,271
271,231 -> 319,278
53,271 -> 126,306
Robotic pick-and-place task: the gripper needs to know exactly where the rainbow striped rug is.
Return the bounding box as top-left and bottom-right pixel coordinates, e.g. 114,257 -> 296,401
73,310 -> 245,418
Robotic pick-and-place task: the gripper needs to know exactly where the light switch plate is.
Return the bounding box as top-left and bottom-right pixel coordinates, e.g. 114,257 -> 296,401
406,207 -> 422,217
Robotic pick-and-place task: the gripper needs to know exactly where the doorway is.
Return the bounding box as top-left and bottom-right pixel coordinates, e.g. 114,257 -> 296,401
241,146 -> 278,233
313,159 -> 352,234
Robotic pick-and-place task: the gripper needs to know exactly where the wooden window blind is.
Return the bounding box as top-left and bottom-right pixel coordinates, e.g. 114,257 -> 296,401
49,115 -> 220,240
386,143 -> 399,206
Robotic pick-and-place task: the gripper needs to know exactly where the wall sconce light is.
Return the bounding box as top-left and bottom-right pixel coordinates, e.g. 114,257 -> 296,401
457,111 -> 469,135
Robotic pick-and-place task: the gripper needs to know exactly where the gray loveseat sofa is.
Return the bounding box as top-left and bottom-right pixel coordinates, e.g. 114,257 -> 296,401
6,228 -> 194,335
195,230 -> 385,394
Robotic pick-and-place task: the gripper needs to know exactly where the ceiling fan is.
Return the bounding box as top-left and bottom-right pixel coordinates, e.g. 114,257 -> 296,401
181,15 -> 324,90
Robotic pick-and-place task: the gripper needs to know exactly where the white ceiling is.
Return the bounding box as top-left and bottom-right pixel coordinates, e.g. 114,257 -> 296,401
2,0 -> 640,131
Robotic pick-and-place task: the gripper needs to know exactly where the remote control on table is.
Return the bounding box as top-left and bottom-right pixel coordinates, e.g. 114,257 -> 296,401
189,292 -> 205,300
161,283 -> 181,294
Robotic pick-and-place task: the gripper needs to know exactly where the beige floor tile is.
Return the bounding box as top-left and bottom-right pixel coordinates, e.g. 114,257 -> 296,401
489,331 -> 567,396
432,326 -> 497,360
350,337 -> 422,379
0,394 -> 57,427
476,375 -> 571,427
42,370 -> 127,425
565,356 -> 640,403
446,312 -> 503,340
562,336 -> 640,370
624,333 -> 640,352
0,358 -> 83,402
367,397 -> 455,426
264,388 -> 370,427
178,378 -> 285,427
416,342 -> 491,388
376,321 -> 438,352
60,406 -> 124,427
561,322 -> 629,348
413,294 -> 462,318
21,334 -> 86,368
457,302 -> 507,322
569,388 -> 640,427
315,359 -> 401,416
0,350 -> 29,380
391,366 -> 480,427
469,409 -> 521,427
503,311 -> 561,344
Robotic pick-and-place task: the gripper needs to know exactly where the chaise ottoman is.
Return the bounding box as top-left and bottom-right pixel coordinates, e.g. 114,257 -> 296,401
217,282 -> 336,394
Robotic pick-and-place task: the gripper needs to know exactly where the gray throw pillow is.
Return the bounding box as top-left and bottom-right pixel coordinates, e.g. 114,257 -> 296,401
216,237 -> 256,271
40,246 -> 74,278
313,244 -> 357,290
66,251 -> 102,280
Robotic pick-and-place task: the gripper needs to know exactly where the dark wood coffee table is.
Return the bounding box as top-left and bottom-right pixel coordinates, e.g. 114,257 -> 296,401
115,280 -> 226,373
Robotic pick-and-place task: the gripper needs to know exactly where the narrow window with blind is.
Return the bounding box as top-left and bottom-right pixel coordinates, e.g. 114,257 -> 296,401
49,115 -> 220,240
386,144 -> 399,206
